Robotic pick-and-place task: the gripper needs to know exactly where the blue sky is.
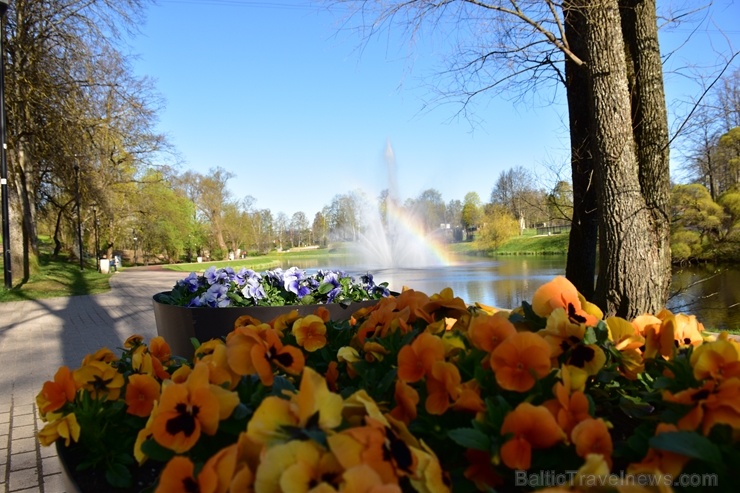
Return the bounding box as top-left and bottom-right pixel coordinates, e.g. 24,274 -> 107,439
128,0 -> 740,220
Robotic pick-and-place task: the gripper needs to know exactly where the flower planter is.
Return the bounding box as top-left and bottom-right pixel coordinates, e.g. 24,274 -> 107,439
56,441 -> 162,493
152,292 -> 380,358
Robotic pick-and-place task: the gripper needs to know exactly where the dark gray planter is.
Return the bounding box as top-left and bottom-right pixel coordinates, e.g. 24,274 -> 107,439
152,292 -> 380,358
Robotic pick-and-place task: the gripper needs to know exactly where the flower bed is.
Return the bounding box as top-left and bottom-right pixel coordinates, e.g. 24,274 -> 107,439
158,266 -> 391,308
37,276 -> 739,492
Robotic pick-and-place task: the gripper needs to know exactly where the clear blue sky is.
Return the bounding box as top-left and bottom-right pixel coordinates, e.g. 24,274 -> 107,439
128,0 -> 739,220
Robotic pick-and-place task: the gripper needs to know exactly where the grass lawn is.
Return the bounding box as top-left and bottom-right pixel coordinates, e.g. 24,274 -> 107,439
0,252 -> 111,302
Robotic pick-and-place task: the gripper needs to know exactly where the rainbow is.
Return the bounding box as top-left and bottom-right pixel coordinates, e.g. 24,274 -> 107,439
383,201 -> 454,267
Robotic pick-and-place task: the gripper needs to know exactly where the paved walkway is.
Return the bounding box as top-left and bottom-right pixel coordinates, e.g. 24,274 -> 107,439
0,268 -> 185,493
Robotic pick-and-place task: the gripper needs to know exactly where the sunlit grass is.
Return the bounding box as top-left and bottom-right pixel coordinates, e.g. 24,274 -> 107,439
0,252 -> 110,302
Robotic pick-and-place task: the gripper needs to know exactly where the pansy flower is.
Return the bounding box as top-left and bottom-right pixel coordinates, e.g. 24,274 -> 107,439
543,365 -> 591,436
124,373 -> 160,417
397,332 -> 446,383
690,338 -> 740,381
73,360 -> 125,401
151,364 -> 234,453
490,331 -> 552,392
249,329 -> 305,386
154,456 -> 200,493
466,312 -> 517,354
254,439 -> 342,492
499,403 -> 567,470
36,366 -> 77,417
662,377 -> 740,435
327,417 -> 418,485
570,418 -> 613,468
38,412 -> 81,447
531,276 -> 598,326
292,314 -> 328,352
425,361 -> 462,415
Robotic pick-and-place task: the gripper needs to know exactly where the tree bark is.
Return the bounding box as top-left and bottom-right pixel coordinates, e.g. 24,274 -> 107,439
586,0 -> 668,318
620,0 -> 672,310
564,2 -> 598,300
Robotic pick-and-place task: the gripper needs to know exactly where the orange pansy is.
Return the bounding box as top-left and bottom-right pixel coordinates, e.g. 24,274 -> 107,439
292,315 -> 326,353
690,339 -> 740,381
570,418 -> 613,467
500,403 -> 566,470
425,361 -> 462,415
148,336 -> 172,364
195,340 -> 241,390
151,364 -> 223,453
490,331 -> 553,392
389,380 -> 420,424
464,449 -> 504,491
325,360 -> 340,392
73,360 -> 125,401
197,442 -> 239,493
38,412 -> 81,447
342,464 -> 403,493
467,312 -> 517,353
154,456 -> 199,493
397,332 -> 445,383
662,378 -> 740,435
250,329 -> 305,386
81,347 -> 117,365
452,379 -> 486,414
531,276 -> 582,319
269,309 -> 300,333
124,373 -> 160,417
124,334 -> 145,348
313,305 -> 331,322
36,366 -> 77,417
393,288 -> 432,323
543,367 -> 591,436
423,287 -> 469,319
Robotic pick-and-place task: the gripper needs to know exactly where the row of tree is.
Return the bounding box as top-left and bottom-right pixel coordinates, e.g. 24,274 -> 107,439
42,162 -> 569,265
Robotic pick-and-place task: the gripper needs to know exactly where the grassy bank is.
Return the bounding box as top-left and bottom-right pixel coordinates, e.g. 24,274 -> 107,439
449,230 -> 569,257
0,252 -> 111,302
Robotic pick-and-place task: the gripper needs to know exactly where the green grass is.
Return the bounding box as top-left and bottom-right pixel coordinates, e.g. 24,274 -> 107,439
448,231 -> 569,257
0,252 -> 111,302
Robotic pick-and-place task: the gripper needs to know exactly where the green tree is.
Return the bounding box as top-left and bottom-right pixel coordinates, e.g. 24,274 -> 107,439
477,205 -> 519,250
670,184 -> 727,261
461,192 -> 483,241
131,171 -> 196,264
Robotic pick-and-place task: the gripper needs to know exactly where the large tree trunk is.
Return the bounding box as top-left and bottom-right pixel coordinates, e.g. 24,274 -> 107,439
586,0 -> 669,318
620,0 -> 672,308
563,2 -> 598,300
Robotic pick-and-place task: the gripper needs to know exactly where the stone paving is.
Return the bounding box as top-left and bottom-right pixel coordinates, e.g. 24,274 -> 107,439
0,268 -> 184,493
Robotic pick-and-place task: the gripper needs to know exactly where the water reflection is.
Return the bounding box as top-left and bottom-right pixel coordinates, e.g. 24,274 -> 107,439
279,255 -> 740,331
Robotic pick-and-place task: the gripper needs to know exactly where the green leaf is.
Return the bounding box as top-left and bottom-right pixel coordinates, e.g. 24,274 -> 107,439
649,431 -> 723,465
618,395 -> 655,418
448,428 -> 491,451
140,438 -> 175,462
582,326 -> 597,345
106,462 -> 133,489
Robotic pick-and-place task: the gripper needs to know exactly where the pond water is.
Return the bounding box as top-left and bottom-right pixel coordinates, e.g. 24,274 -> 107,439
280,255 -> 740,331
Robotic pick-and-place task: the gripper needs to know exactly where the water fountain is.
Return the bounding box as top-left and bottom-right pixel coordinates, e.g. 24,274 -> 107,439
350,141 -> 450,270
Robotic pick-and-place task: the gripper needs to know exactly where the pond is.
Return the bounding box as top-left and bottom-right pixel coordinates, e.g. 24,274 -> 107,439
280,255 -> 740,331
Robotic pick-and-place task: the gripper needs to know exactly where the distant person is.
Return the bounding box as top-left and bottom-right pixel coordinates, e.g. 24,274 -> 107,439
113,255 -> 121,273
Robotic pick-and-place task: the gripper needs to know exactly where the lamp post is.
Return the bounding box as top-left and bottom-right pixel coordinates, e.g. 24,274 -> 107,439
74,164 -> 83,270
132,231 -> 138,266
92,203 -> 99,271
1,0 -> 11,288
